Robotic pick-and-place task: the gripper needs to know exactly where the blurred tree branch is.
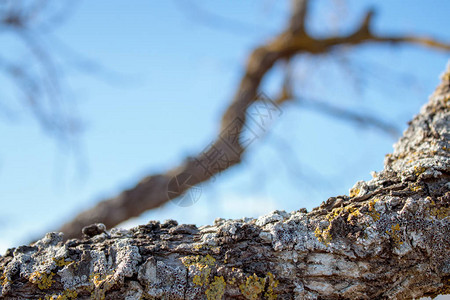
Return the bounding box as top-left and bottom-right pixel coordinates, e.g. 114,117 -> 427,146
57,0 -> 450,239
0,0 -> 120,142
1,64 -> 449,298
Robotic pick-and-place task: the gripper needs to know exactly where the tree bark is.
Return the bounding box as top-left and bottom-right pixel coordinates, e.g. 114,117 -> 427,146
1,64 -> 449,300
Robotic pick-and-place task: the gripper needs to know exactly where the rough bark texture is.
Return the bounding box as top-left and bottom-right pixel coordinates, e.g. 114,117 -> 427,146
58,2 -> 450,240
1,64 -> 449,300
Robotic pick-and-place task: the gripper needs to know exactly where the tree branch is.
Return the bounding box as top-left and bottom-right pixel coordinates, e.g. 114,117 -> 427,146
289,0 -> 309,34
58,6 -> 450,240
292,96 -> 401,137
2,64 -> 449,299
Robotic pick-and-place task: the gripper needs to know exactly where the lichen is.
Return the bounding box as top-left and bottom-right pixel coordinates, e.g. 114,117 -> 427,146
367,198 -> 380,221
410,183 -> 423,192
227,277 -> 236,285
314,224 -> 332,246
427,198 -> 450,220
264,272 -> 279,300
205,276 -> 226,300
53,257 -> 73,268
58,289 -> 78,300
29,271 -> 55,290
414,165 -> 426,176
314,205 -> 362,246
90,271 -> 115,300
39,289 -> 78,300
347,206 -> 361,221
182,254 -> 216,287
239,273 -> 278,300
0,269 -> 8,286
239,274 -> 265,300
349,188 -> 360,198
386,224 -> 403,245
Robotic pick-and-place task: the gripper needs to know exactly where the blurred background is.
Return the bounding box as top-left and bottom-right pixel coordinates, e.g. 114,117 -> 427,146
0,0 -> 449,262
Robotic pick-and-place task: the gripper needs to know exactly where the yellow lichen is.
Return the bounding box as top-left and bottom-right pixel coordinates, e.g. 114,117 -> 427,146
182,254 -> 216,269
410,184 -> 423,192
228,277 -> 236,285
0,268 -> 6,286
90,271 -> 115,300
429,203 -> 450,220
349,188 -> 360,198
347,206 -> 361,221
53,257 -> 73,268
239,273 -> 278,300
205,276 -> 226,300
326,207 -> 343,221
386,223 -> 403,245
314,224 -> 332,246
239,274 -> 265,300
367,198 -> 380,221
315,206 -> 360,246
414,165 -> 426,176
264,272 -> 279,300
326,206 -> 361,223
57,289 -> 78,300
29,271 -> 54,290
39,289 -> 78,300
182,254 -> 216,287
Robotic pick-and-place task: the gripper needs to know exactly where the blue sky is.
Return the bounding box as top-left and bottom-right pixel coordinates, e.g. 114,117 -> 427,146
0,0 -> 449,253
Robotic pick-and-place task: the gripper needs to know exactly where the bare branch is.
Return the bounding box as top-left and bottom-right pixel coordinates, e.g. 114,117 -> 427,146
173,0 -> 269,35
59,4 -> 450,240
289,0 -> 309,34
293,96 -> 401,137
2,67 -> 449,299
0,1 -> 81,142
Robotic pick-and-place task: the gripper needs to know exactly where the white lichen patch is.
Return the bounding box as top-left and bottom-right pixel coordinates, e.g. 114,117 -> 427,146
256,210 -> 288,227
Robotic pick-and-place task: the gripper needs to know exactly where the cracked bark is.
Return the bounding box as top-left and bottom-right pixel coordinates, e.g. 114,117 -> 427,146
1,63 -> 449,300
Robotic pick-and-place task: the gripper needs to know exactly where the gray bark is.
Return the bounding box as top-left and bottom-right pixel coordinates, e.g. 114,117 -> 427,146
1,65 -> 450,300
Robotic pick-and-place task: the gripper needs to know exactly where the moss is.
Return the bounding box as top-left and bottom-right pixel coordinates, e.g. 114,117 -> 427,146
29,271 -> 54,290
205,276 -> 226,300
